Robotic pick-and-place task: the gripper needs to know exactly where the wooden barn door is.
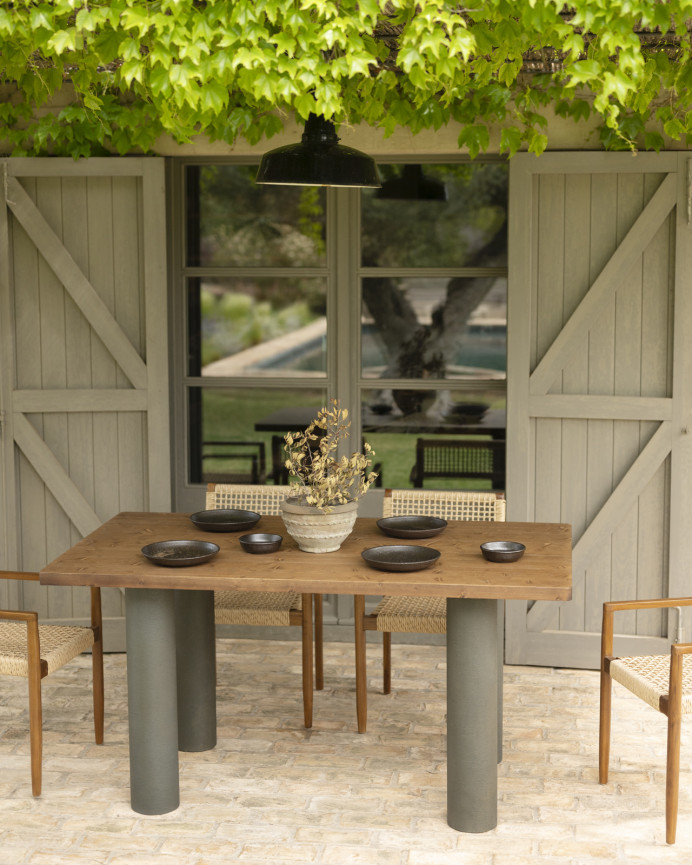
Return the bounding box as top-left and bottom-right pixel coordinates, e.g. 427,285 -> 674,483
505,152 -> 692,669
0,158 -> 170,648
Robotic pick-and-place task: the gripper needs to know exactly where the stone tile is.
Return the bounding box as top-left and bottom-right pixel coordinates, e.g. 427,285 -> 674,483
1,641 -> 692,865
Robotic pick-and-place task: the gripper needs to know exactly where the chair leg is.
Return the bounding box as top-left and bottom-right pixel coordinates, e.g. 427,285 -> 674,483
301,594 -> 314,729
314,594 -> 324,691
383,632 -> 391,695
598,667 -> 612,785
666,688 -> 683,844
27,662 -> 43,797
354,595 -> 367,733
92,636 -> 105,745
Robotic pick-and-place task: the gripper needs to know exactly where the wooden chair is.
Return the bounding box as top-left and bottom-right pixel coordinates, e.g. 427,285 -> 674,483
202,440 -> 267,485
409,438 -> 506,490
0,571 -> 104,796
354,489 -> 505,732
600,597 -> 692,844
206,483 -> 323,728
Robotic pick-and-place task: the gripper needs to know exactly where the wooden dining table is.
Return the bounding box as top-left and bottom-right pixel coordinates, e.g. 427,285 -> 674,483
39,511 -> 572,832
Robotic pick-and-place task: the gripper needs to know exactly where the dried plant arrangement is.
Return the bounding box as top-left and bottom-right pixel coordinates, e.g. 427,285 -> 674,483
283,400 -> 378,512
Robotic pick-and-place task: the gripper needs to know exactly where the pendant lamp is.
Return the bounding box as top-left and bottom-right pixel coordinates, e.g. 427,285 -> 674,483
376,164 -> 447,201
256,113 -> 381,188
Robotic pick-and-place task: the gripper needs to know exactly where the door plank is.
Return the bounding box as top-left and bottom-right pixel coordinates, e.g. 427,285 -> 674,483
6,177 -> 148,389
527,420 -> 672,631
529,173 -> 677,395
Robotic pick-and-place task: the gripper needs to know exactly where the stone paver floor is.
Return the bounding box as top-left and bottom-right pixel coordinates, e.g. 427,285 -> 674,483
0,638 -> 691,864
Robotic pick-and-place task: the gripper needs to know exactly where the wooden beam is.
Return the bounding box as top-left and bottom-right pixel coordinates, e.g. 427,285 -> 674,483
529,394 -> 673,421
13,389 -> 148,413
13,413 -> 102,538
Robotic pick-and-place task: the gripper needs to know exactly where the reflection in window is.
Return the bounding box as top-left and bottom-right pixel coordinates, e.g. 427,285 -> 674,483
361,277 -> 506,382
188,387 -> 326,485
187,165 -> 326,268
361,163 -> 507,269
188,277 -> 327,377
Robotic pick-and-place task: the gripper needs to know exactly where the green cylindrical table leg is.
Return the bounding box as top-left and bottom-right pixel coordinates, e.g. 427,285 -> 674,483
447,597 -> 499,833
125,588 -> 180,815
174,589 -> 217,752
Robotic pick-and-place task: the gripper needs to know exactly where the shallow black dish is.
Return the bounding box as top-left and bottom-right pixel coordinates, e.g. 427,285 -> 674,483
239,533 -> 283,554
141,540 -> 220,567
361,545 -> 441,572
189,509 -> 261,532
480,541 -> 526,563
377,515 -> 447,539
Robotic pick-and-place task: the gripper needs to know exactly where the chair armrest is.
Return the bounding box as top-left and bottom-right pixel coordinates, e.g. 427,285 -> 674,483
0,571 -> 40,582
0,609 -> 38,623
601,597 -> 692,661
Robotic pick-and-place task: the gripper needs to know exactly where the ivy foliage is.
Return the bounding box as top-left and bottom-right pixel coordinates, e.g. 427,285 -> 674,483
2,0 -> 692,157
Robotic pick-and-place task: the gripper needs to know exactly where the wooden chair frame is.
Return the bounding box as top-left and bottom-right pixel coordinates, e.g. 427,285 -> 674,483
354,489 -> 505,733
409,437 -> 506,490
206,483 -> 323,728
600,596 -> 692,845
0,571 -> 104,796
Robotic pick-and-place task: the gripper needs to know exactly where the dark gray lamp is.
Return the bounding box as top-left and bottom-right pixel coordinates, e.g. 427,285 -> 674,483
256,114 -> 381,188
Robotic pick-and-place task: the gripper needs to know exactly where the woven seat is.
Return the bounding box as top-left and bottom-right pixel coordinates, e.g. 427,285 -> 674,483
0,571 -> 104,796
207,483 -> 323,728
354,489 -> 505,732
599,597 -> 692,844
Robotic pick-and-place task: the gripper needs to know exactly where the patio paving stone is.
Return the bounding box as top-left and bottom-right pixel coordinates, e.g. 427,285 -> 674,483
0,637 -> 691,864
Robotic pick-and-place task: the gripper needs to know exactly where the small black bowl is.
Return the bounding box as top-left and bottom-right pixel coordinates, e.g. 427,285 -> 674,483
239,533 -> 283,554
480,541 -> 525,563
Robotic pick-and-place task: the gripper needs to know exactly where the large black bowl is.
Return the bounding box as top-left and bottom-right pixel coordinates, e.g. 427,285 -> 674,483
377,516 -> 447,539
141,540 -> 220,567
361,545 -> 441,572
190,509 -> 261,532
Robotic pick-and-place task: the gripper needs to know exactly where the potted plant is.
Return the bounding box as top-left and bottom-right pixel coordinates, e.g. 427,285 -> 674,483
280,400 -> 378,552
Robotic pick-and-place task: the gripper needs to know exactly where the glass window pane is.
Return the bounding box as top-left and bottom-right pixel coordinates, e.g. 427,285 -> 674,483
361,389 -> 506,491
362,277 -> 506,381
188,387 -> 327,485
186,165 -> 326,267
188,277 -> 327,377
361,163 -> 508,268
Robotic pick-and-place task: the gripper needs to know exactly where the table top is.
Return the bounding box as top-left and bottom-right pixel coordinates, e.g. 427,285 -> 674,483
40,512 -> 572,601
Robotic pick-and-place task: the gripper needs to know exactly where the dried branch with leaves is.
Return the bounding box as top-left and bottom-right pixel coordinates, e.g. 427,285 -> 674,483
283,400 -> 377,512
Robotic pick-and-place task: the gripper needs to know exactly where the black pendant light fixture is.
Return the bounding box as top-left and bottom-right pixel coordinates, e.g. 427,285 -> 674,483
256,113 -> 381,188
375,164 -> 447,201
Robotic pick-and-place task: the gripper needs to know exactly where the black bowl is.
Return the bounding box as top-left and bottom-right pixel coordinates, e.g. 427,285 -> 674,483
361,545 -> 441,572
480,541 -> 525,563
141,540 -> 220,567
377,516 -> 447,539
239,533 -> 283,554
190,509 -> 261,532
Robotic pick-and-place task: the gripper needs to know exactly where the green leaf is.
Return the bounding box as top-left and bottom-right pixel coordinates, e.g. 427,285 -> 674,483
499,125 -> 522,156
457,124 -> 490,159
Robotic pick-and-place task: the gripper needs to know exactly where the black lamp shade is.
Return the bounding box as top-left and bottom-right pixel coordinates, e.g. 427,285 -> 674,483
256,114 -> 381,188
376,164 -> 447,201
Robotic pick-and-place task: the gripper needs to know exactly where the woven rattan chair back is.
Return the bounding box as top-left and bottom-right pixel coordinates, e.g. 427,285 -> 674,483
0,571 -> 104,796
205,482 -> 289,514
205,483 -> 321,728
382,488 -> 506,521
354,489 -> 506,733
599,596 -> 692,844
